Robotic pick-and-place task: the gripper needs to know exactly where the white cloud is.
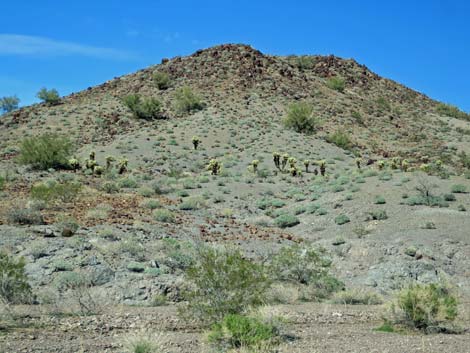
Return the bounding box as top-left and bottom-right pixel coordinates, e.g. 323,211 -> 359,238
0,34 -> 137,60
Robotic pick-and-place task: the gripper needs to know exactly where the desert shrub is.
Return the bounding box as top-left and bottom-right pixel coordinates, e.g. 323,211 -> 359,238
274,213 -> 299,228
173,86 -> 204,115
123,94 -> 164,120
0,95 -> 20,113
334,214 -> 350,225
376,97 -> 391,112
31,180 -> 81,204
18,134 -> 72,170
374,195 -> 386,204
296,56 -> 315,71
179,196 -> 205,210
36,88 -> 60,105
451,184 -> 467,193
0,252 -> 32,304
153,71 -> 171,90
268,245 -> 343,300
331,289 -> 383,305
181,246 -> 270,323
0,176 -> 5,190
208,314 -> 279,349
367,209 -> 388,220
326,130 -> 353,150
436,103 -> 469,121
391,283 -> 458,331
326,76 -> 345,92
7,207 -> 44,225
153,209 -> 176,223
283,101 -> 318,134
443,193 -> 456,201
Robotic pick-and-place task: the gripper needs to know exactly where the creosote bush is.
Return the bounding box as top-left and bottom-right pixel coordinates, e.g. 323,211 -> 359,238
181,246 -> 270,324
153,71 -> 171,90
0,252 -> 32,304
31,180 -> 81,204
283,101 -> 318,134
326,76 -> 345,92
208,314 -> 279,350
18,134 -> 72,170
390,283 -> 458,331
123,94 -> 164,120
173,86 -> 204,115
326,130 -> 353,150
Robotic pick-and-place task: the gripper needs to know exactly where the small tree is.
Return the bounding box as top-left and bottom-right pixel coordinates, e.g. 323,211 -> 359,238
283,102 -> 318,134
173,86 -> 204,115
181,246 -> 270,323
0,96 -> 20,113
123,94 -> 163,120
153,71 -> 171,90
18,134 -> 72,170
36,88 -> 61,105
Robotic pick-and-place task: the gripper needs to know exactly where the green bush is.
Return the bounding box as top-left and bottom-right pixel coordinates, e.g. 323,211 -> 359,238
173,86 -> 204,115
0,176 -> 5,190
18,134 -> 72,170
451,184 -> 467,193
436,103 -> 469,121
268,245 -> 341,290
0,95 -> 20,113
153,71 -> 171,90
296,56 -> 315,71
326,76 -> 345,92
36,88 -> 60,105
123,94 -> 164,120
181,246 -> 270,323
208,314 -> 278,349
31,180 -> 81,204
7,207 -> 44,225
283,101 -> 318,134
274,213 -> 300,228
153,208 -> 176,223
332,289 -> 383,305
392,283 -> 458,331
334,214 -> 350,225
367,210 -> 388,220
326,130 -> 353,150
0,252 -> 32,304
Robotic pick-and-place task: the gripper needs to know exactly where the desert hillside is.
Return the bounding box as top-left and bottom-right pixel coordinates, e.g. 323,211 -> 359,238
1,44 -> 469,353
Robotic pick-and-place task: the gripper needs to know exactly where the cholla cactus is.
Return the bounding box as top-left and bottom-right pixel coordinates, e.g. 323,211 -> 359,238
207,159 -> 222,175
68,158 -> 80,171
290,167 -> 301,177
355,157 -> 362,169
118,158 -> 128,174
281,153 -> 289,171
319,160 -> 326,176
94,166 -> 104,175
420,163 -> 430,173
391,157 -> 401,170
105,156 -> 115,170
303,159 -> 310,173
85,159 -> 97,171
89,151 -> 96,161
272,152 -> 281,170
192,136 -> 201,150
401,159 -> 409,172
435,159 -> 443,170
251,160 -> 259,174
377,160 -> 386,170
288,157 -> 297,169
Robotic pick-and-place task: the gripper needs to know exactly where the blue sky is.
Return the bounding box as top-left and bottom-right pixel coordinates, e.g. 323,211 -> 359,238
1,0 -> 469,111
